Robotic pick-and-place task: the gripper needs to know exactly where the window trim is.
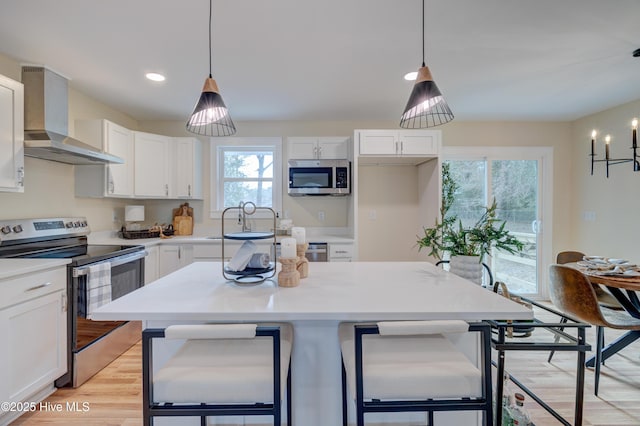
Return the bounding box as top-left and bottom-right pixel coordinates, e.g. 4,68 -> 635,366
209,137 -> 283,219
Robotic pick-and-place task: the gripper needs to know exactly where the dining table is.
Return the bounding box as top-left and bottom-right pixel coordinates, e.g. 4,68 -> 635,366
572,262 -> 640,367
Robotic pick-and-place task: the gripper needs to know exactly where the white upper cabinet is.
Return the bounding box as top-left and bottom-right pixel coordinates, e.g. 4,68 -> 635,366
357,129 -> 440,157
173,137 -> 202,199
288,136 -> 350,159
134,131 -> 171,198
75,119 -> 134,197
0,74 -> 24,192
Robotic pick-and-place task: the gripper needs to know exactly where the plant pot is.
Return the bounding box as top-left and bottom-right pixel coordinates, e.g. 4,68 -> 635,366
449,255 -> 483,285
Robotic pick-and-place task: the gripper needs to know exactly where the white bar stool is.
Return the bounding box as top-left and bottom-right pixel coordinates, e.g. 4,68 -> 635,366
339,320 -> 492,426
142,323 -> 293,426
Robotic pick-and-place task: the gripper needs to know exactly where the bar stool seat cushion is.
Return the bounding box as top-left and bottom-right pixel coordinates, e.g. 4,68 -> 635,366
154,324 -> 292,404
339,323 -> 482,401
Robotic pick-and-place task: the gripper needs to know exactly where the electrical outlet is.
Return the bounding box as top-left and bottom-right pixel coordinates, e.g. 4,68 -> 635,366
113,209 -> 118,222
318,211 -> 325,222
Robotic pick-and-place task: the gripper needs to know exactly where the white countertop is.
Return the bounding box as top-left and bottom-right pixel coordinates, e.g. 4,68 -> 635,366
0,258 -> 71,280
91,261 -> 532,322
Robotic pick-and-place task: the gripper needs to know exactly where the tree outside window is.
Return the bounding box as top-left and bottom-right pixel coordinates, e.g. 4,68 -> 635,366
211,138 -> 282,217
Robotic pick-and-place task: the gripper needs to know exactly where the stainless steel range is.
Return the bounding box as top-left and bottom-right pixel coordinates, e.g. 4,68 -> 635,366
0,217 -> 146,387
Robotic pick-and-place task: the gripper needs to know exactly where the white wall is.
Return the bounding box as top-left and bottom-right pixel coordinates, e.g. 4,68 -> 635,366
570,99 -> 640,263
3,50 -> 638,268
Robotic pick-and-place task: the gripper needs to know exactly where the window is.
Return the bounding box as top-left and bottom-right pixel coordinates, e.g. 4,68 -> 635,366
444,147 -> 553,299
210,137 -> 282,218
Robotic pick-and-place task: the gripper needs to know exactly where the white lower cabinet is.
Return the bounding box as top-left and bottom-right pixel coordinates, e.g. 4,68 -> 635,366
144,245 -> 160,284
329,243 -> 355,262
159,244 -> 194,277
0,267 -> 67,424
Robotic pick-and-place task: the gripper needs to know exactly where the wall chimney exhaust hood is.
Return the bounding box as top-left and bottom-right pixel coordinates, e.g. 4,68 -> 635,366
22,66 -> 124,165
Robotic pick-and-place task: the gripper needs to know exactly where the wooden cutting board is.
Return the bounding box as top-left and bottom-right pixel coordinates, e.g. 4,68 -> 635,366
173,215 -> 193,236
172,203 -> 194,236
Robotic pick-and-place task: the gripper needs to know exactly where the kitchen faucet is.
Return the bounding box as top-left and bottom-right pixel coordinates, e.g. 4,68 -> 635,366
238,201 -> 255,232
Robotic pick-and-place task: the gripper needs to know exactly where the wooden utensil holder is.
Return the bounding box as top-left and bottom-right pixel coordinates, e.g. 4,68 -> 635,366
278,257 -> 300,287
296,243 -> 309,278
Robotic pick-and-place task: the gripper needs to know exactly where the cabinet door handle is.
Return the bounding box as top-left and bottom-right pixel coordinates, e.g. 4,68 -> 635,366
188,184 -> 191,197
107,168 -> 114,193
395,141 -> 399,154
165,184 -> 169,196
178,246 -> 182,260
17,166 -> 24,187
400,141 -> 404,154
25,282 -> 52,292
62,293 -> 68,312
318,145 -> 322,158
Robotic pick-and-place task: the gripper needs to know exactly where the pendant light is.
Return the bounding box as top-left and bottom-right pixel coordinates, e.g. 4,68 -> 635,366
399,0 -> 453,128
186,0 -> 236,136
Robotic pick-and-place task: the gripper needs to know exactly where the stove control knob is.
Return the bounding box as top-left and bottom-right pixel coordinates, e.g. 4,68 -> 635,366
81,220 -> 88,227
12,225 -> 23,233
65,222 -> 74,228
1,225 -> 11,235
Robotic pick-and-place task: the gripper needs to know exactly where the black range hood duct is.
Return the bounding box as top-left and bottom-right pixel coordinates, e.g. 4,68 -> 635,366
22,66 -> 124,165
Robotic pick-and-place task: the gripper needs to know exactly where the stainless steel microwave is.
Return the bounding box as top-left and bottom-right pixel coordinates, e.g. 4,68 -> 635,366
287,159 -> 351,196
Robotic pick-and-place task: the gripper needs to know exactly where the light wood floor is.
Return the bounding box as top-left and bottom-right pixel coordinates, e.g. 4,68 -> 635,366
11,304 -> 640,425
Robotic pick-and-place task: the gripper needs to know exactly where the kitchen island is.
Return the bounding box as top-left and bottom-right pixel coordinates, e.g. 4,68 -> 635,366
92,261 -> 532,426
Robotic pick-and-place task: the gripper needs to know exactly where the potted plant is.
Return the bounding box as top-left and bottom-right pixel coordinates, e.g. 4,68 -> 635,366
417,163 -> 523,283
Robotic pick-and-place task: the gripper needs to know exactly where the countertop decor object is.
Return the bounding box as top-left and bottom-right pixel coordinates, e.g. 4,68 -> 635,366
296,243 -> 309,278
185,0 -> 236,136
278,257 -> 300,287
221,204 -> 276,283
172,202 -> 193,236
399,0 -> 453,129
124,205 -> 144,230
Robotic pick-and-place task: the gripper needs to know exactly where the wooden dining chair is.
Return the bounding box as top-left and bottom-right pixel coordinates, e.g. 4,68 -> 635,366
556,251 -> 622,309
548,251 -> 623,363
548,264 -> 640,395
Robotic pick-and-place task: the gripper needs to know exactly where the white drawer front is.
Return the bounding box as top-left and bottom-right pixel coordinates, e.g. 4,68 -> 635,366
0,268 -> 66,310
329,244 -> 354,258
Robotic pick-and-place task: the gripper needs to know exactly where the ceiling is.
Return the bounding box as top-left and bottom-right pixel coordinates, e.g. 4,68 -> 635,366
1,0 -> 639,124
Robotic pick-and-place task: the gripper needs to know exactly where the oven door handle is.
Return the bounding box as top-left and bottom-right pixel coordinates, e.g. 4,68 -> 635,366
72,250 -> 147,278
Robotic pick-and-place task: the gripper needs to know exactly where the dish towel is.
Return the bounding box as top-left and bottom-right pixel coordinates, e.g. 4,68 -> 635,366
86,262 -> 112,317
247,252 -> 271,269
227,241 -> 257,272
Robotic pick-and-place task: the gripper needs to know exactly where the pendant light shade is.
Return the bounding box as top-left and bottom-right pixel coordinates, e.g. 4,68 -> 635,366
399,0 -> 453,129
399,64 -> 453,128
186,76 -> 236,136
186,0 -> 236,136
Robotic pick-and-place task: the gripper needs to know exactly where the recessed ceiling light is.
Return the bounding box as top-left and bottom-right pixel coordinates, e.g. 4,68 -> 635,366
404,71 -> 417,81
145,72 -> 165,82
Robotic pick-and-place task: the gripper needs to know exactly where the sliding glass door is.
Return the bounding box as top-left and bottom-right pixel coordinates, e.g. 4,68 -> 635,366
444,147 -> 553,299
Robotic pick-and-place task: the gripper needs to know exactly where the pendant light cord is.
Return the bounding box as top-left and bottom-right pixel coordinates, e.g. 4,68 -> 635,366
421,0 -> 425,67
209,0 -> 213,78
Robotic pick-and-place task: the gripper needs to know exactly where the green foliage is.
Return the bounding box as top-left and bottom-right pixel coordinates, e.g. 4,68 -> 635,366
417,164 -> 524,261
